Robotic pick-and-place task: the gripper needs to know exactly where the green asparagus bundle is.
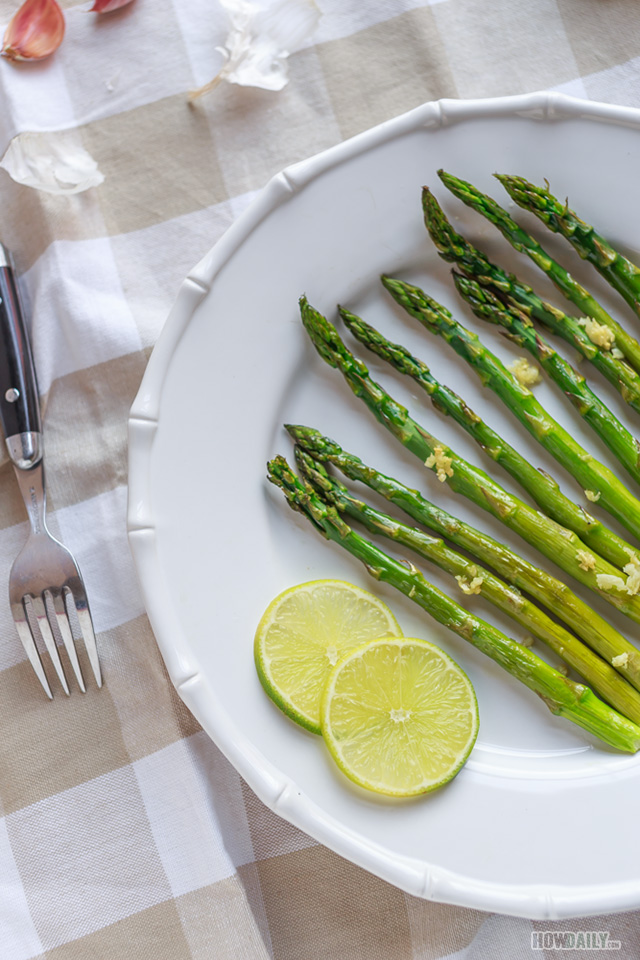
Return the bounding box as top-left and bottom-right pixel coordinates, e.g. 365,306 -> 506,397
294,445 -> 640,725
267,455 -> 640,753
298,297 -> 640,623
438,170 -> 640,375
423,186 -> 640,417
288,424 -> 640,691
498,174 -> 640,320
382,275 -> 640,542
340,303 -> 640,569
451,272 -> 640,487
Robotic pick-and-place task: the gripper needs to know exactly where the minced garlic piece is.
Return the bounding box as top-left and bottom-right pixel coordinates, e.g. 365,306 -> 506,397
507,356 -> 542,387
578,316 -> 615,351
408,585 -> 416,598
584,489 -> 601,502
611,347 -> 625,360
518,635 -> 535,648
624,554 -> 640,596
425,445 -> 454,482
576,550 -> 596,572
596,573 -> 627,592
612,652 -> 629,669
455,575 -> 484,595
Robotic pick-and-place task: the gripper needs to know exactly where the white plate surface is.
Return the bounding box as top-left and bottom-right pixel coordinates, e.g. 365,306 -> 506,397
128,93 -> 640,919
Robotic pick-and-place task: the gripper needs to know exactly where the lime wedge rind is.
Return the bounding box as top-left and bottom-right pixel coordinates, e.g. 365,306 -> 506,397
254,579 -> 402,735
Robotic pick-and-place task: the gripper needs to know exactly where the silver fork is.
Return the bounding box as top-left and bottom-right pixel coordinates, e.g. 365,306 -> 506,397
0,244 -> 101,698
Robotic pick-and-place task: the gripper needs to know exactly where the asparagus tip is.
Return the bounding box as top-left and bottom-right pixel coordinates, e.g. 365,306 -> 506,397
337,303 -> 356,323
285,423 -> 316,442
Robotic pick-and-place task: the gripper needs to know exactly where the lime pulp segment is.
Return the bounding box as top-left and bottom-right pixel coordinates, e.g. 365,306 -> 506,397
321,637 -> 479,796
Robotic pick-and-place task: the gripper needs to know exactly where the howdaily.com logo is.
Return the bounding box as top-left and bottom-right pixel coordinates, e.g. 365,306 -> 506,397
531,931 -> 621,950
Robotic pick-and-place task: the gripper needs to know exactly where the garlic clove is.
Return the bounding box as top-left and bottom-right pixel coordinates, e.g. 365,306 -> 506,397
2,0 -> 65,61
88,0 -> 134,11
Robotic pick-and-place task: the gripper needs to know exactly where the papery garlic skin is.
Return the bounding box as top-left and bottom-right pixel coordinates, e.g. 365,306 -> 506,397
89,0 -> 134,12
191,0 -> 321,99
0,131 -> 105,195
220,0 -> 321,90
2,0 -> 65,62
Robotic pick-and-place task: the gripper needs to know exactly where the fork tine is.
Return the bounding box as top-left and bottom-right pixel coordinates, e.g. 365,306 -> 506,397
29,594 -> 70,696
47,590 -> 86,693
11,600 -> 53,699
66,584 -> 102,688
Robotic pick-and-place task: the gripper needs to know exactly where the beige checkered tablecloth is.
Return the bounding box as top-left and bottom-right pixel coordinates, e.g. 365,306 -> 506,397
3,1 -> 640,957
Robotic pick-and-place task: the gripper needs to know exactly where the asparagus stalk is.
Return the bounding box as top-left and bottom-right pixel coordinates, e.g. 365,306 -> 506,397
298,297 -> 640,622
438,170 -> 640,374
340,302 -> 640,569
295,445 -> 640,724
382,275 -> 640,542
267,455 -> 640,753
497,174 -> 640,319
423,185 -> 640,416
288,424 -> 640,692
451,272 -> 640,487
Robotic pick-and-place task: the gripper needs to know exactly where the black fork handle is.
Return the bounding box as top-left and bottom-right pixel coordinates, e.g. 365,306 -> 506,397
0,244 -> 42,469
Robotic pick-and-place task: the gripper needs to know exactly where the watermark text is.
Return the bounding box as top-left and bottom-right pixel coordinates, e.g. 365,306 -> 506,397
532,931 -> 621,950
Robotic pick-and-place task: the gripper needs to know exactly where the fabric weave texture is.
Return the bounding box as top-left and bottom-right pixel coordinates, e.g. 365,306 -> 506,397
2,0 -> 640,956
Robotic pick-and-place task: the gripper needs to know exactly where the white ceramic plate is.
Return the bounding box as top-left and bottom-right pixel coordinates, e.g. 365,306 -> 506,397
128,93 -> 640,919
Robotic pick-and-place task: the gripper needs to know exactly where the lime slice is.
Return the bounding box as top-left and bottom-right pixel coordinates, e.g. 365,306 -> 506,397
255,580 -> 402,734
321,637 -> 478,797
